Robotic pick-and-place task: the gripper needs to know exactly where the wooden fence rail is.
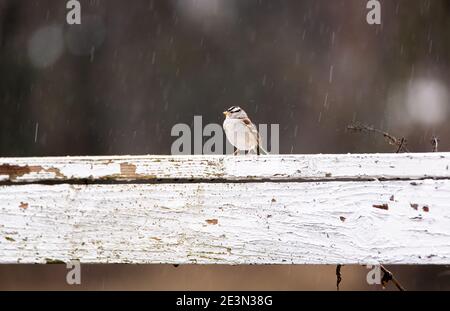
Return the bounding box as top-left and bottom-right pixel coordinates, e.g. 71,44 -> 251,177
0,153 -> 449,265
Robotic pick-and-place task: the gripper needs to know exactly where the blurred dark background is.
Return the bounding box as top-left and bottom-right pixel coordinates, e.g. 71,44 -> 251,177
0,0 -> 449,290
1,0 -> 449,156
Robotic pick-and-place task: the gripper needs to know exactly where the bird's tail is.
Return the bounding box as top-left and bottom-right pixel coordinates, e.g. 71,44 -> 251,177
256,144 -> 269,155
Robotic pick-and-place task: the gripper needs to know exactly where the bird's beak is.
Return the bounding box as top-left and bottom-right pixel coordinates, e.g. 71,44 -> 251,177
223,111 -> 229,117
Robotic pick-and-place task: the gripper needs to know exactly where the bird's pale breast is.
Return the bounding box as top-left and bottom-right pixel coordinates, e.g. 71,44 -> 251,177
223,118 -> 258,150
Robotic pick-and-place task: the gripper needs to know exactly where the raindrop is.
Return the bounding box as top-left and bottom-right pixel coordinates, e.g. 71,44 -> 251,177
323,92 -> 329,108
329,65 -> 334,84
34,122 -> 39,143
65,15 -> 106,56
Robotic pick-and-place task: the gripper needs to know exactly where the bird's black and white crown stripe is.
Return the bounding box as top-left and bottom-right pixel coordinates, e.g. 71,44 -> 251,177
227,106 -> 242,113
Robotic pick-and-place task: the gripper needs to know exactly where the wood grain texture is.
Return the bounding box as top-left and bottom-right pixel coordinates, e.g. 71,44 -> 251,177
0,153 -> 449,183
0,180 -> 449,264
0,154 -> 449,265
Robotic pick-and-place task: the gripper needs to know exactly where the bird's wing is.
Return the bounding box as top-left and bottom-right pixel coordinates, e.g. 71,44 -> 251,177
242,118 -> 261,143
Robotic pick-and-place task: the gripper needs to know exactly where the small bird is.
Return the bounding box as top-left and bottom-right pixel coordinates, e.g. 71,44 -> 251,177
223,106 -> 268,155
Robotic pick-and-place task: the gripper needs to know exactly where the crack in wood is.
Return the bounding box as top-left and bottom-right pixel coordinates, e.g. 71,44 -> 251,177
0,176 -> 449,186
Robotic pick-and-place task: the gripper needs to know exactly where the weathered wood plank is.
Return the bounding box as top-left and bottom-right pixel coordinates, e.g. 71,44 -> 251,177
1,179 -> 449,264
0,153 -> 449,183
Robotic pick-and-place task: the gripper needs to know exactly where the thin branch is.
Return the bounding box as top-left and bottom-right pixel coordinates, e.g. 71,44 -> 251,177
347,122 -> 410,153
380,265 -> 406,291
431,136 -> 440,152
395,137 -> 406,154
336,264 -> 342,291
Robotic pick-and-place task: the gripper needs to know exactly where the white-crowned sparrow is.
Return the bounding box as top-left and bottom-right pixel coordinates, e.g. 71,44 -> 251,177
223,106 -> 268,155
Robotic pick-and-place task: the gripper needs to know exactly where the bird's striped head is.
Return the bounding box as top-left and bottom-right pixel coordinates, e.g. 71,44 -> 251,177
223,106 -> 248,119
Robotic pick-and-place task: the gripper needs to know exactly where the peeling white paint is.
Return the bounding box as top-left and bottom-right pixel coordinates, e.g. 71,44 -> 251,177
0,154 -> 449,265
0,180 -> 449,264
0,153 -> 449,182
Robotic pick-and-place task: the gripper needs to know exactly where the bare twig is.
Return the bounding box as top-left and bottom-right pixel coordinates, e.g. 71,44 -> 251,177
347,122 -> 410,153
431,136 -> 440,152
380,265 -> 406,291
336,264 -> 342,291
395,137 -> 406,154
